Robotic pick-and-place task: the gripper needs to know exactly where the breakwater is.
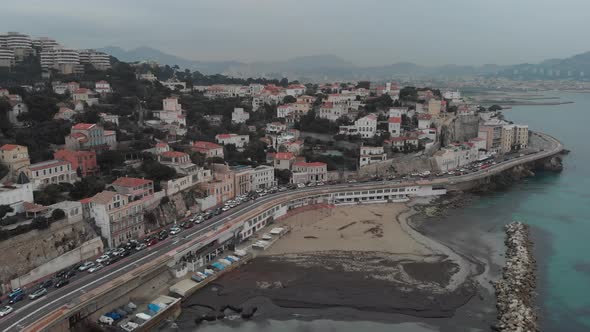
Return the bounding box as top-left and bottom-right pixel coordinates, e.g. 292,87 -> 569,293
493,221 -> 538,332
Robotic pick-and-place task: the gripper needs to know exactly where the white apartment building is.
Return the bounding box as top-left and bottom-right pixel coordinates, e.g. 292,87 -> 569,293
501,125 -> 515,154
434,143 -> 479,172
0,48 -> 15,67
388,116 -> 401,137
215,133 -> 250,150
0,32 -> 32,50
32,37 -> 59,50
40,48 -> 81,74
291,162 -> 328,184
79,49 -> 111,70
319,102 -> 347,121
152,97 -> 187,135
28,159 -> 77,190
87,191 -> 145,248
232,107 -> 250,124
355,114 -> 377,138
514,125 -> 529,150
0,181 -> 34,215
418,114 -> 433,129
95,80 -> 111,94
277,104 -> 295,118
389,107 -> 408,117
359,146 -> 386,167
251,165 -> 276,190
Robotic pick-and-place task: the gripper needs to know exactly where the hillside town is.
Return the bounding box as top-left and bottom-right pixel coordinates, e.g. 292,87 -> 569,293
0,32 -> 535,249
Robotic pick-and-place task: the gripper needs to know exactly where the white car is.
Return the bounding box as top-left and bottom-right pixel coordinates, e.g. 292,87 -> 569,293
0,306 -> 13,317
88,264 -> 104,273
96,255 -> 110,264
170,227 -> 182,235
222,206 -> 230,212
78,261 -> 95,271
297,183 -> 306,188
120,321 -> 139,332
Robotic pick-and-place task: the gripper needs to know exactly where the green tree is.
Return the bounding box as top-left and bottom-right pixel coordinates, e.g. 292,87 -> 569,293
18,94 -> 60,124
51,208 -> 66,220
283,95 -> 296,104
70,176 -> 106,200
274,169 -> 292,185
140,160 -> 176,182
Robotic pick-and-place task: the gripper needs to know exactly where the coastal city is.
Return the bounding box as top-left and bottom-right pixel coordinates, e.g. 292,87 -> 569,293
0,4 -> 585,330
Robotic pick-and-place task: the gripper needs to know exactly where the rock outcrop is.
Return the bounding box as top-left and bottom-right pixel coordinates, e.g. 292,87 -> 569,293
493,221 -> 538,332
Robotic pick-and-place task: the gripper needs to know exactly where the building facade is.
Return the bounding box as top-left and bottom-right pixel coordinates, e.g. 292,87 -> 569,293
54,149 -> 98,177
28,159 -> 77,190
0,144 -> 30,179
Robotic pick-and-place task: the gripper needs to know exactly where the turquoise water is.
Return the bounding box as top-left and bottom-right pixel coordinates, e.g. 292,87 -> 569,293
188,92 -> 588,331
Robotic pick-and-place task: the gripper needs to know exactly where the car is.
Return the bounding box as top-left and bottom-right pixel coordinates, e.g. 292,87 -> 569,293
78,261 -> 95,271
317,182 -> 325,186
135,243 -> 147,251
104,249 -> 116,256
28,287 -> 47,300
96,255 -> 110,264
55,270 -> 68,279
169,227 -> 182,235
88,264 -> 104,273
105,255 -> 121,265
147,237 -> 158,246
112,248 -> 126,256
195,216 -> 204,224
213,209 -> 222,216
307,182 -> 316,187
38,279 -> 53,289
65,270 -> 76,279
0,306 -> 13,317
297,183 -> 306,188
158,230 -> 168,240
222,206 -> 230,212
55,279 -> 69,288
8,288 -> 24,298
180,221 -> 193,229
8,293 -> 24,304
119,249 -> 132,258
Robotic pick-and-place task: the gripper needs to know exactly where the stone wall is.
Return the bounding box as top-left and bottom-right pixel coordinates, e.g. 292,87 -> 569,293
0,218 -> 98,287
441,114 -> 479,146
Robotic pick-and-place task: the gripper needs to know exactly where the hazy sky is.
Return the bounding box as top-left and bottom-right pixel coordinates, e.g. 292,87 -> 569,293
4,0 -> 590,66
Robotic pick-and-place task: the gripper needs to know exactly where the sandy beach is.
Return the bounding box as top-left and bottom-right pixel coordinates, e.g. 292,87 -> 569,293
177,202 -> 486,331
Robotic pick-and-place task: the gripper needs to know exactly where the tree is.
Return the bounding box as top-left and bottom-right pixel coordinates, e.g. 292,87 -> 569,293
51,208 -> 66,220
70,176 -> 106,200
18,94 -> 59,124
0,205 -> 14,220
140,160 -> 176,182
274,169 -> 292,185
97,150 -> 125,174
0,163 -> 8,180
283,95 -> 296,104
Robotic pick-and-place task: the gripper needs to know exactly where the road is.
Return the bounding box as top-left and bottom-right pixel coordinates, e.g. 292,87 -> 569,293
0,132 -> 562,331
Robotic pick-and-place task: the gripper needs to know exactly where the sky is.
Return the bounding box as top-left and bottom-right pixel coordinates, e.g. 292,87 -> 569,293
3,0 -> 590,66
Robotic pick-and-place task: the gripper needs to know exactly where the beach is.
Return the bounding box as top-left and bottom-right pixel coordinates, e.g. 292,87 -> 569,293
177,202 -> 496,331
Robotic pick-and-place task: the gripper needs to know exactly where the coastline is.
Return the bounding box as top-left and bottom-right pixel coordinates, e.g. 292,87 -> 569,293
175,199 -> 498,331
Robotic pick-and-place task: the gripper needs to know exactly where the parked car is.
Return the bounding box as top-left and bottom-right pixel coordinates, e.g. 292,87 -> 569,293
28,288 -> 47,300
55,279 -> 69,288
105,255 -> 121,265
88,264 -> 104,273
180,221 -> 193,229
135,243 -> 147,251
0,306 -> 13,317
38,279 -> 53,289
65,270 -> 76,279
112,248 -> 126,256
96,255 -> 110,264
8,293 -> 24,304
169,226 -> 182,235
78,261 -> 95,271
158,230 -> 168,240
297,183 -> 306,188
147,237 -> 158,247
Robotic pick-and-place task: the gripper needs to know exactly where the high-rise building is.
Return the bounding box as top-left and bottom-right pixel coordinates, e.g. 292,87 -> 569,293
79,49 -> 111,70
0,32 -> 34,61
32,37 -> 60,50
0,48 -> 15,67
40,48 -> 81,74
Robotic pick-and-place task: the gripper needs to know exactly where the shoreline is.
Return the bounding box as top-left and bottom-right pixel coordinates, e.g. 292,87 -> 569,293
175,200 -> 497,331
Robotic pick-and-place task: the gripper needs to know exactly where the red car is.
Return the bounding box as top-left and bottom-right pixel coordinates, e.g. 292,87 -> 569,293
147,238 -> 159,246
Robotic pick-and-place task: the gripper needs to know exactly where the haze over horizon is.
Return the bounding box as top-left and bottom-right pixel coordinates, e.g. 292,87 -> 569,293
4,0 -> 590,67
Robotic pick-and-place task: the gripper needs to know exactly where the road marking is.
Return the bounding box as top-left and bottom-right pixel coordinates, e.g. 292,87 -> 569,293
4,251 -> 159,332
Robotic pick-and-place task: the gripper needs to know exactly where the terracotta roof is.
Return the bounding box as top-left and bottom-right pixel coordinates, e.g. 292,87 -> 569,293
104,130 -> 116,136
362,114 -> 377,120
79,197 -> 92,204
0,144 -> 20,151
417,114 -> 432,120
388,117 -> 401,123
193,141 -> 221,150
72,123 -> 95,130
216,134 -> 234,139
274,152 -> 294,160
29,159 -> 69,172
293,161 -> 326,167
112,177 -> 152,188
69,132 -> 88,142
73,88 -> 89,94
89,191 -> 117,205
155,142 -> 169,148
23,202 -> 48,213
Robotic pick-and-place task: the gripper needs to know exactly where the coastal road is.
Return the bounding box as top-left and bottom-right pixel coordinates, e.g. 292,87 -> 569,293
0,132 -> 563,331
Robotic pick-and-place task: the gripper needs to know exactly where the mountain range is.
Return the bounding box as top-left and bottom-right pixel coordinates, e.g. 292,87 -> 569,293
98,46 -> 590,82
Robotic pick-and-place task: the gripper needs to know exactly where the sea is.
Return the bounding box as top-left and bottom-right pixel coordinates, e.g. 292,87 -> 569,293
187,92 -> 589,332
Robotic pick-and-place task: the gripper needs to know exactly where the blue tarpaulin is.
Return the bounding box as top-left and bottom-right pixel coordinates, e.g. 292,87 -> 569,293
148,303 -> 161,313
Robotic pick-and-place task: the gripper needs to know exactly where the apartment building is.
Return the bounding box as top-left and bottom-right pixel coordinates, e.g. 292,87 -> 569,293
86,191 -> 145,248
291,162 -> 328,184
28,159 -> 77,190
355,114 -> 378,138
251,165 -> 276,190
215,134 -> 250,150
79,49 -> 111,70
0,144 -> 30,179
191,141 -> 224,159
231,107 -> 250,124
54,149 -> 98,177
65,123 -> 116,152
359,146 -> 386,167
388,116 -> 402,137
111,177 -> 154,201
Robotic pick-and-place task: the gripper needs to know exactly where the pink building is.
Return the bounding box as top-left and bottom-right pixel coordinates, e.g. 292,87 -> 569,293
111,177 -> 154,200
54,149 -> 98,177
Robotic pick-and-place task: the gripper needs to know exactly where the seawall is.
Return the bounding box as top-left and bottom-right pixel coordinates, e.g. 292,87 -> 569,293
493,221 -> 538,332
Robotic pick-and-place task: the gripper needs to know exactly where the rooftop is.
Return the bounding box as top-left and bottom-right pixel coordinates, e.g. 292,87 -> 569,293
112,177 -> 153,188
72,123 -> 96,130
293,161 -> 326,167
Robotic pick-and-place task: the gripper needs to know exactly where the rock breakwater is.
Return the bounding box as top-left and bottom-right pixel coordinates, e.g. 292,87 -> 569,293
493,221 -> 538,332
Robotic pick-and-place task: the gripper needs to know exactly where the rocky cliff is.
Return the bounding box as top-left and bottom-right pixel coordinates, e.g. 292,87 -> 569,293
441,114 -> 480,146
144,188 -> 203,232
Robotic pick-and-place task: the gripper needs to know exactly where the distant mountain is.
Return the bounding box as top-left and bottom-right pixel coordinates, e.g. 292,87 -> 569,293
97,46 -> 243,75
97,45 -> 590,81
496,51 -> 590,80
